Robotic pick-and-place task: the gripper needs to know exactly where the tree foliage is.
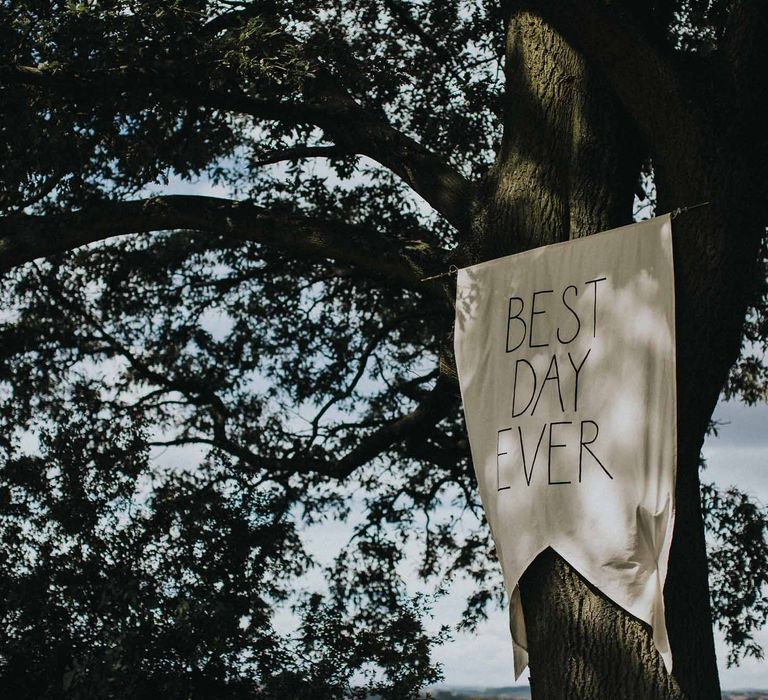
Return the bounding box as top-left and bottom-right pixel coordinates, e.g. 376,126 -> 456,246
0,0 -> 766,697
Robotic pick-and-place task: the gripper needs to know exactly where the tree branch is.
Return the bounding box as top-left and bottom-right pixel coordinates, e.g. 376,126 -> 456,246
59,283 -> 455,482
202,2 -> 262,35
722,1 -> 768,180
305,314 -> 409,450
149,376 -> 455,481
382,0 -> 445,57
724,0 -> 768,66
5,62 -> 474,233
520,0 -> 699,149
302,80 -> 474,233
252,144 -> 348,167
0,195 -> 444,289
323,377 -> 457,479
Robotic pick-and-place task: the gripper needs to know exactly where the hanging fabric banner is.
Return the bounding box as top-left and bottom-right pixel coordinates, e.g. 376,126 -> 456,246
454,215 -> 677,678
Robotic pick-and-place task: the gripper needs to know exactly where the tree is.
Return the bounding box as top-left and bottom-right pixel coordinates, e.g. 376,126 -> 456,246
0,1 -> 767,698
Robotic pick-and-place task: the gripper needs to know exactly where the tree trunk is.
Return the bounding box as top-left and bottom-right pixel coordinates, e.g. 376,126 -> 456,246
461,10 -> 758,697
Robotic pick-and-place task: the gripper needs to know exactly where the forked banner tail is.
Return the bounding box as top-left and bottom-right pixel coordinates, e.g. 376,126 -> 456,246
453,215 -> 677,678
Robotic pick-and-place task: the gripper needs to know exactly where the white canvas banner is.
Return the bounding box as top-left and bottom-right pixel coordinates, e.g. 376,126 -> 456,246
454,215 -> 677,678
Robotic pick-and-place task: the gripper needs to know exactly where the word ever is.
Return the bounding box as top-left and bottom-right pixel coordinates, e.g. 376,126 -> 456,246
496,420 -> 612,489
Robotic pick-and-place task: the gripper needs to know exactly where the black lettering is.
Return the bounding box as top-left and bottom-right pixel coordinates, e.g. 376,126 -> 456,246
497,427 -> 513,491
531,355 -> 565,415
512,359 -> 537,418
579,420 -> 613,481
557,285 -> 580,344
529,289 -> 553,348
567,349 -> 591,412
519,424 -> 547,486
585,277 -> 607,337
548,421 -> 572,484
506,297 -> 526,353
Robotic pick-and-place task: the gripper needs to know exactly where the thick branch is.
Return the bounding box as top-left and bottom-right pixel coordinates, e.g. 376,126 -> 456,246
0,195 -> 441,288
305,81 -> 473,233
324,377 -> 456,479
520,0 -> 700,151
722,1 -> 768,183
252,144 -> 348,167
2,64 -> 330,126
404,436 -> 470,472
150,378 -> 455,481
6,62 -> 474,233
724,0 -> 768,77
